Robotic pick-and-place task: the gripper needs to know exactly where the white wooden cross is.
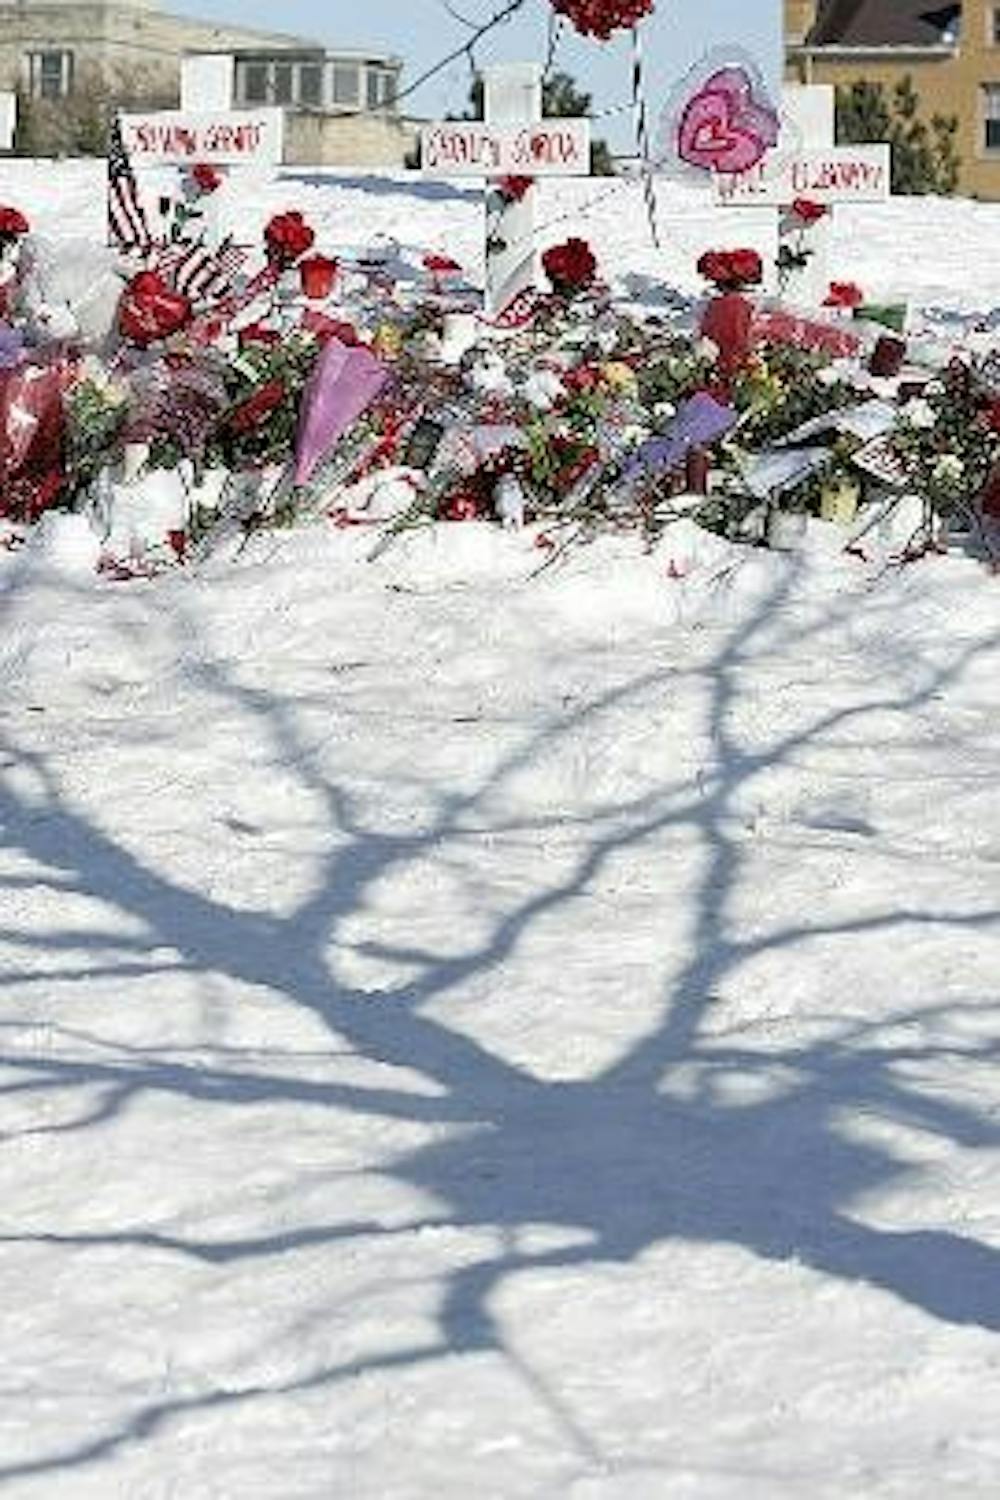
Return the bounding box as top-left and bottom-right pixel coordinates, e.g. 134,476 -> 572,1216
713,85 -> 891,306
420,63 -> 591,316
113,98 -> 285,252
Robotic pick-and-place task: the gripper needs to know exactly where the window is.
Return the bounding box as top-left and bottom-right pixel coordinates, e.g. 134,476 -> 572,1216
299,63 -> 323,108
992,6 -> 1000,44
235,57 -> 326,108
984,83 -> 1000,150
272,62 -> 294,106
332,63 -> 360,107
366,68 -> 394,111
239,61 -> 269,104
27,50 -> 73,100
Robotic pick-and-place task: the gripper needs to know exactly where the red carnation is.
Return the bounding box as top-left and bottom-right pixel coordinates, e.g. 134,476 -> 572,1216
0,205 -> 29,238
191,163 -> 224,195
824,281 -> 864,309
227,379 -> 287,435
550,0 -> 656,41
790,198 -> 827,226
542,236 -> 598,296
264,211 -> 315,267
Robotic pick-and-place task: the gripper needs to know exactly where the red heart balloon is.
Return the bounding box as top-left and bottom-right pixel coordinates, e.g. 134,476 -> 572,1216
118,273 -> 192,347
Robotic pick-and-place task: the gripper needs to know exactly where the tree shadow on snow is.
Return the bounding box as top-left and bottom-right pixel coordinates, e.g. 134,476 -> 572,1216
279,169 -> 483,208
0,553 -> 999,1480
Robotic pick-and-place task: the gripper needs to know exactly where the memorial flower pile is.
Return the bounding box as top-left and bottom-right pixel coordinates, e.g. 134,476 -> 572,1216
0,192 -> 998,573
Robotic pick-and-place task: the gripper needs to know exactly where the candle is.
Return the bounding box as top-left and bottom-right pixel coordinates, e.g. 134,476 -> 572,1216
299,255 -> 338,301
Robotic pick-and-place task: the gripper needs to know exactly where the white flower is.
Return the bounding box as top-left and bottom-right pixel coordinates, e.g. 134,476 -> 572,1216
817,360 -> 853,388
695,336 -> 719,363
931,453 -> 964,487
520,368 -> 565,410
901,397 -> 936,430
467,353 -> 513,397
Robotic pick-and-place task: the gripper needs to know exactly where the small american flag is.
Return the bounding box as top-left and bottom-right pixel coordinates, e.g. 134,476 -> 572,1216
154,234 -> 248,305
107,115 -> 152,252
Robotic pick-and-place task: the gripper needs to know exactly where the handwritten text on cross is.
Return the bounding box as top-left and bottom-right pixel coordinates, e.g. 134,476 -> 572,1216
420,122 -> 590,177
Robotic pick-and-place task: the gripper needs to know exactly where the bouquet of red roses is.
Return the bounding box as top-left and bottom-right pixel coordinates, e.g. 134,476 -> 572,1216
697,248 -> 763,293
551,0 -> 655,41
264,211 -> 316,269
542,237 -> 598,298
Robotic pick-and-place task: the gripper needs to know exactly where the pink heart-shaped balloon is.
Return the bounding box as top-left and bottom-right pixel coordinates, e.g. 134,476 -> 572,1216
677,67 -> 779,175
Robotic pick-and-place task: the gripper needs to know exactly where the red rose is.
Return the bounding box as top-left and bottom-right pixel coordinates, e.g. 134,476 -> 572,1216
542,237 -> 598,295
264,211 -> 316,267
227,379 -> 287,435
440,491 -> 481,521
790,198 -> 827,226
191,163 -> 224,195
980,399 -> 1000,434
564,363 -> 601,393
824,281 -> 864,309
0,205 -> 29,238
238,322 -> 282,349
728,249 -> 763,286
496,176 -> 534,204
118,272 -> 192,347
697,248 -> 762,291
550,0 -> 656,41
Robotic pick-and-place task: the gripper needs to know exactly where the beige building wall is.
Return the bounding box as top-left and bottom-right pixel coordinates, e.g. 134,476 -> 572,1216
786,0 -> 1000,198
285,111 -> 412,169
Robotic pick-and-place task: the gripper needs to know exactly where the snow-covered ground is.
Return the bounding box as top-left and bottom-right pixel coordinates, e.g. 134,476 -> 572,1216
1,170 -> 1000,1497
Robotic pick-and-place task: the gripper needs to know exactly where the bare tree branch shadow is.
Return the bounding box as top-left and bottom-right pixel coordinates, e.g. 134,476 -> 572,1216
0,550 -> 998,1483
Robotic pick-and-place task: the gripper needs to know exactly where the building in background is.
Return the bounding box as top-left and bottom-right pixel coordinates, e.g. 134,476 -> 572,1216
786,0 -> 1000,198
0,0 -> 412,165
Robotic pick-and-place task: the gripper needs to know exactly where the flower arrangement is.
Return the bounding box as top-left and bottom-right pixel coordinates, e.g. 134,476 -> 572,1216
697,249 -> 763,293
2,185 -> 998,575
890,360 -> 1000,527
265,211 -> 316,268
550,0 -> 656,40
542,237 -> 598,297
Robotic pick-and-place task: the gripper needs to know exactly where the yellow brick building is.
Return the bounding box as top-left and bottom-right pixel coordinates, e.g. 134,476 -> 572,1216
786,0 -> 1000,198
